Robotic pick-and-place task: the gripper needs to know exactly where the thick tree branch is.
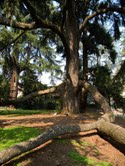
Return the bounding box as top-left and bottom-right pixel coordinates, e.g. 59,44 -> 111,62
23,0 -> 60,31
83,82 -> 112,113
23,0 -> 69,52
79,81 -> 114,122
0,16 -> 38,30
0,18 -> 69,61
61,0 -> 69,31
15,83 -> 64,103
79,6 -> 125,34
0,1 -> 69,55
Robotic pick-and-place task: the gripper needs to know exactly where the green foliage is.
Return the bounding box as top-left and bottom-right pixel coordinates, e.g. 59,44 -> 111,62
110,84 -> 125,109
0,126 -> 41,151
0,27 -> 15,50
89,64 -> 125,109
0,0 -> 124,112
110,60 -> 125,108
89,23 -> 112,48
20,68 -> 60,110
83,23 -> 117,64
19,69 -> 42,109
89,66 -> 112,98
22,69 -> 40,96
0,22 -> 62,106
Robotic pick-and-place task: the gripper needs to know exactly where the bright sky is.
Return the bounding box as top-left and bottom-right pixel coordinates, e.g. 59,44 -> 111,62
39,56 -> 65,86
39,72 -> 63,86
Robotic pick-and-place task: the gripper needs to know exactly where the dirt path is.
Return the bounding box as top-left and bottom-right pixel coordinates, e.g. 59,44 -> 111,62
0,111 -> 125,166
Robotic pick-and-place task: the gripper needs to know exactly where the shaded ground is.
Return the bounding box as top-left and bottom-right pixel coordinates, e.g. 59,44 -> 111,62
0,108 -> 125,166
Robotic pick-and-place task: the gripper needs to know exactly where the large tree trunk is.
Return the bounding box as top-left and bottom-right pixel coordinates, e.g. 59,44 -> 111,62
9,66 -> 18,100
0,119 -> 125,165
62,0 -> 79,114
9,41 -> 20,101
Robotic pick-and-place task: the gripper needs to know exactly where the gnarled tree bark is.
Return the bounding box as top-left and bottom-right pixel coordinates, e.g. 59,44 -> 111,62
62,0 -> 79,114
9,66 -> 18,100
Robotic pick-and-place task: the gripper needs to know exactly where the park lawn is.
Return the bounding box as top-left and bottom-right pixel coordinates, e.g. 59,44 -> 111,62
0,108 -> 58,116
0,126 -> 42,151
0,108 -> 55,152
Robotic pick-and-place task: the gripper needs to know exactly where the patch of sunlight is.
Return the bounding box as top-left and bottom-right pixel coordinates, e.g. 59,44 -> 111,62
68,151 -> 112,166
71,139 -> 94,150
0,126 -> 42,151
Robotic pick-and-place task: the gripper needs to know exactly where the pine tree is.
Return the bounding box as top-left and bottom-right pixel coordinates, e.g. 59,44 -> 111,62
0,0 -> 125,113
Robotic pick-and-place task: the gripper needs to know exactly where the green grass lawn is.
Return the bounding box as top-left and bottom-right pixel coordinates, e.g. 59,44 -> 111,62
0,126 -> 42,151
0,108 -> 58,116
0,108 -> 54,151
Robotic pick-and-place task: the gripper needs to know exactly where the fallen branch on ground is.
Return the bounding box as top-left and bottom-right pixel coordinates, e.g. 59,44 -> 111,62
0,118 -> 125,164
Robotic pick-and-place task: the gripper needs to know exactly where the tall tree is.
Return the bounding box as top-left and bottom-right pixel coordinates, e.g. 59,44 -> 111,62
0,26 -> 61,101
0,0 -> 125,114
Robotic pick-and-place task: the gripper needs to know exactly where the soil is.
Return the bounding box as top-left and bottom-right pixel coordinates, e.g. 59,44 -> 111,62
0,108 -> 125,166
